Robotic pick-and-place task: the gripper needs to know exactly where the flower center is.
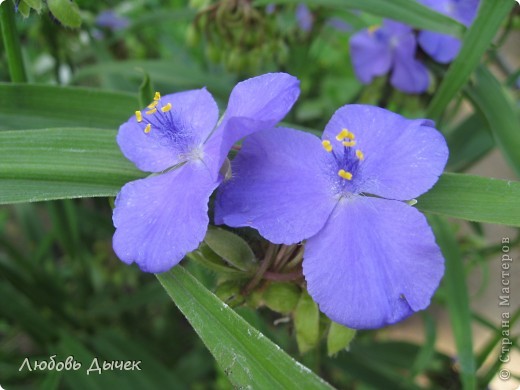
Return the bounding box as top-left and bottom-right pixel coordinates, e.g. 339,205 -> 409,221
134,91 -> 199,161
135,92 -> 174,135
322,128 -> 365,187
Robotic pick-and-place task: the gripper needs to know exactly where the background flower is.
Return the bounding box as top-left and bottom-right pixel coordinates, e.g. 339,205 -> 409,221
349,20 -> 429,94
95,10 -> 129,31
216,105 -> 448,328
417,0 -> 480,63
113,73 -> 300,273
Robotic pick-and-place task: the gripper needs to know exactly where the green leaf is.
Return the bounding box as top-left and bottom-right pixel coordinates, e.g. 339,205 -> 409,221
445,113 -> 494,172
4,129 -> 519,229
326,322 -> 356,357
426,0 -> 514,119
204,226 -> 256,272
137,69 -> 155,108
0,83 -> 137,130
417,173 -> 520,227
410,313 -> 436,377
429,216 -> 476,390
157,267 -> 332,389
477,308 -> 520,387
72,60 -> 236,99
187,244 -> 246,276
17,1 -> 31,17
22,0 -> 42,12
0,128 -> 143,204
253,0 -> 464,36
263,282 -> 300,314
0,1 -> 28,82
465,66 -> 520,176
47,0 -> 81,28
294,290 -> 320,354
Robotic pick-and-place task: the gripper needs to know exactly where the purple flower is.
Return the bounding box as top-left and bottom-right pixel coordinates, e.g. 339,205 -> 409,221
350,20 -> 429,94
326,17 -> 353,33
417,0 -> 480,63
215,105 -> 448,329
296,4 -> 314,32
112,73 -> 300,273
96,10 -> 130,31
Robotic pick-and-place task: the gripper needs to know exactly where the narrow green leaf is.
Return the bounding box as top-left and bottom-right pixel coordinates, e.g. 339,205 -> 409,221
0,83 -> 137,130
429,216 -> 475,390
204,226 -> 256,272
157,267 -> 332,389
476,308 -> 520,370
47,0 -> 81,28
445,113 -> 494,172
410,313 -> 436,377
3,129 -> 519,229
0,128 -> 143,204
417,173 -> 520,227
426,0 -> 514,119
294,290 -> 320,354
0,1 -> 28,82
477,309 -> 520,387
253,0 -> 464,36
465,66 -> 520,176
72,60 -> 236,98
327,322 -> 356,357
137,70 -> 154,108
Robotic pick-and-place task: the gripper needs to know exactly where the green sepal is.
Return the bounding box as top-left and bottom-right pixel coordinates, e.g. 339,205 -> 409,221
294,290 -> 320,354
326,321 -> 356,357
214,280 -> 245,307
204,226 -> 256,272
263,282 -> 300,314
47,0 -> 81,28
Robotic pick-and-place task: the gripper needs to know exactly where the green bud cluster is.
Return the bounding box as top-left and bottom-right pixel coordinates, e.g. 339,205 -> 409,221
189,0 -> 291,73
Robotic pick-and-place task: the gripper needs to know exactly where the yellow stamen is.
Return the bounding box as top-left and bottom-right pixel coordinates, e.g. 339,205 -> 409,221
342,141 -> 356,147
147,101 -> 158,109
135,111 -> 142,123
144,124 -> 151,134
336,128 -> 355,141
356,149 -> 364,161
368,25 -> 380,34
338,169 -> 352,180
161,103 -> 172,113
146,108 -> 157,115
153,92 -> 161,101
322,140 -> 333,152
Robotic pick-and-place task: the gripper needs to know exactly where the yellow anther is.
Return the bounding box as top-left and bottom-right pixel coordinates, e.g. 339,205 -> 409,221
368,25 -> 380,34
356,149 -> 364,161
147,101 -> 158,109
146,108 -> 157,115
153,92 -> 161,101
322,140 -> 333,152
336,128 -> 355,141
135,111 -> 142,123
144,124 -> 152,134
161,103 -> 172,113
336,129 -> 349,141
342,141 -> 356,147
338,169 -> 353,180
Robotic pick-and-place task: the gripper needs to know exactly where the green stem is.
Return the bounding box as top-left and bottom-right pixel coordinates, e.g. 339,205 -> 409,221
0,0 -> 27,82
